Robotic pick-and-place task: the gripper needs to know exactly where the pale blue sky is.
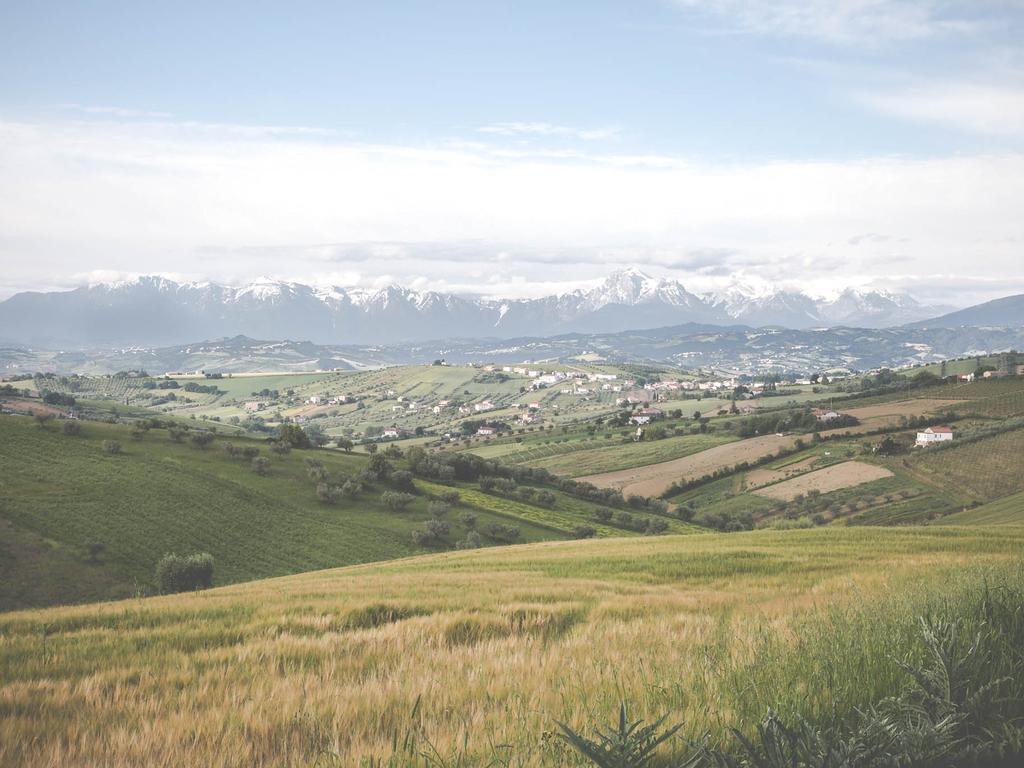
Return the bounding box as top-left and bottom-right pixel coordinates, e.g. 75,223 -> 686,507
1,1 -> 1023,302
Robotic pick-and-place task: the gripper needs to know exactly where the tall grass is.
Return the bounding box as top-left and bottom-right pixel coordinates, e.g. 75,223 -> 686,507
2,527 -> 1023,766
559,573 -> 1024,766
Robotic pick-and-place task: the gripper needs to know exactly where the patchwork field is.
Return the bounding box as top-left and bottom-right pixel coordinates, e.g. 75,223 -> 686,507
2,527 -> 1022,767
510,432 -> 736,477
579,397 -> 964,498
752,461 -> 894,501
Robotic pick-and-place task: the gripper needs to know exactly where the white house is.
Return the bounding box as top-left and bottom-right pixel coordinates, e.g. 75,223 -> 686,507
474,400 -> 495,412
476,426 -> 496,436
916,426 -> 953,447
812,408 -> 841,422
306,395 -> 322,405
243,401 -> 265,412
383,426 -> 402,439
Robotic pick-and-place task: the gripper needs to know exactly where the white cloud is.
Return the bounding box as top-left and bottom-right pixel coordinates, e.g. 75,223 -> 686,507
0,116 -> 1021,302
59,104 -> 176,119
478,122 -> 619,141
858,81 -> 1024,135
672,0 -> 986,44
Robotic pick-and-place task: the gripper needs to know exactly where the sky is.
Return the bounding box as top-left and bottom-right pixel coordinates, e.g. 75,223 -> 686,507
1,0 -> 1023,305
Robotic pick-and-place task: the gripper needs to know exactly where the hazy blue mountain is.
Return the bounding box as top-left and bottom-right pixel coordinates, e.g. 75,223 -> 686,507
908,293 -> 1024,328
0,269 -> 959,347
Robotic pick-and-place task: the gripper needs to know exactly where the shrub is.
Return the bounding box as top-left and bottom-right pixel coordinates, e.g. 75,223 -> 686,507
573,525 -> 597,539
381,491 -> 415,511
251,457 -> 270,476
391,469 -> 416,493
412,519 -> 450,546
317,483 -> 343,504
516,486 -> 536,502
439,490 -> 461,506
481,522 -> 520,542
190,431 -> 215,450
270,441 -> 291,456
155,552 -> 215,594
85,541 -> 105,563
61,420 -> 82,436
644,518 -> 669,535
536,489 -> 557,508
456,531 -> 483,549
458,511 -> 477,530
276,423 -> 311,448
102,440 -> 121,455
168,426 -> 187,442
341,479 -> 362,498
427,501 -> 450,519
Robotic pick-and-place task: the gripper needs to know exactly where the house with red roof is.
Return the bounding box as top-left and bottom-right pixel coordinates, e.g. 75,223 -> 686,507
915,426 -> 953,447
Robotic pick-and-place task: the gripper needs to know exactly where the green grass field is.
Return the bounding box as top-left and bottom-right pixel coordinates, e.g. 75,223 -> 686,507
506,432 -> 736,476
0,415 -> 634,611
933,490 -> 1024,525
2,526 -> 1022,767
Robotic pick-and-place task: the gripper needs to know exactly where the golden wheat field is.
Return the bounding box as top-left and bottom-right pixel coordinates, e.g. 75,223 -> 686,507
2,526 -> 1023,767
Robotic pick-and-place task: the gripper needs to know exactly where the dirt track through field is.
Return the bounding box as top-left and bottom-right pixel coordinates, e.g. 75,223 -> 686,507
752,461 -> 893,501
578,398 -> 961,498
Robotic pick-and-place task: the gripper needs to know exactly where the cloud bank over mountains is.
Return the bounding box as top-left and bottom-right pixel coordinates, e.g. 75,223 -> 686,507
0,116 -> 1022,307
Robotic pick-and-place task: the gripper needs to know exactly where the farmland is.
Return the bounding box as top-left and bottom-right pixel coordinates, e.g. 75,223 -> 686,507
500,432 -> 735,476
752,461 -> 893,501
896,425 -> 1024,503
0,414 -> 648,611
578,395 -> 967,499
933,490 -> 1024,525
2,527 -> 1022,767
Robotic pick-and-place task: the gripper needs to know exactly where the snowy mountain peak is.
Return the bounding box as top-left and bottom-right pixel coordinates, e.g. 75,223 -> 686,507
0,270 -> 960,349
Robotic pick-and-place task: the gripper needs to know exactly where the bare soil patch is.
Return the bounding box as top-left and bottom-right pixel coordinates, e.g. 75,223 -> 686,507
578,433 -> 800,497
752,461 -> 893,501
746,457 -> 818,489
843,399 -> 961,422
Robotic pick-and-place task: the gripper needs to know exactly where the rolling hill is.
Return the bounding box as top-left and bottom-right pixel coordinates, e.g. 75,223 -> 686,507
0,414 -> 681,611
1,527 -> 1022,767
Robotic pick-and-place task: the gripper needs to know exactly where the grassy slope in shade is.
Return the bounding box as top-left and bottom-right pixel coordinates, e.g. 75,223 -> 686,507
1,414 -> 641,610
933,490 -> 1024,525
1,527 -> 1022,767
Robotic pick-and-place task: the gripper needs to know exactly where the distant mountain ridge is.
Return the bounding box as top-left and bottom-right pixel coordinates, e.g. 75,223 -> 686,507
0,269 -> 959,347
908,293 -> 1024,329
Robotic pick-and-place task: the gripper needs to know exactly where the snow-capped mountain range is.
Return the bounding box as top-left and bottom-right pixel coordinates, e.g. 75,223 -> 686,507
0,269 -> 956,347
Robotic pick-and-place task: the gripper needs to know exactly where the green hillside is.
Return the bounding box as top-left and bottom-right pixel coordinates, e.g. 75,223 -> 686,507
0,414 -> 668,611
933,491 -> 1024,526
